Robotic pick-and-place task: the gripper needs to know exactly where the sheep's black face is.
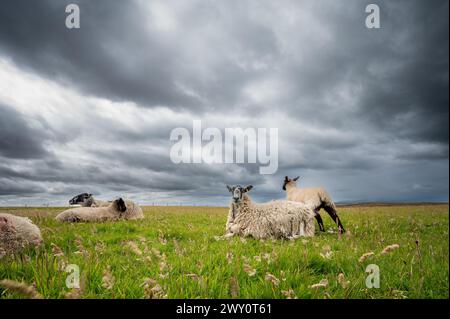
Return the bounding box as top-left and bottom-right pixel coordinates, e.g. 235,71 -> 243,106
282,176 -> 299,191
69,193 -> 92,205
116,198 -> 127,213
226,185 -> 253,203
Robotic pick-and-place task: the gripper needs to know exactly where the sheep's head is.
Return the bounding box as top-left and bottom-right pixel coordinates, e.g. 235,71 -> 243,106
226,185 -> 253,204
282,176 -> 299,191
114,198 -> 127,213
69,193 -> 93,205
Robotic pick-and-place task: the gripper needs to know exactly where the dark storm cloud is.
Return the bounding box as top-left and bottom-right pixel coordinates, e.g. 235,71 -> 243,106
0,0 -> 200,109
0,0 -> 448,205
0,103 -> 49,159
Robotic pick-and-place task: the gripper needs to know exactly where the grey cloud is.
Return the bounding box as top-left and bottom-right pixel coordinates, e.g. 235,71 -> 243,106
0,103 -> 49,159
0,0 -> 448,205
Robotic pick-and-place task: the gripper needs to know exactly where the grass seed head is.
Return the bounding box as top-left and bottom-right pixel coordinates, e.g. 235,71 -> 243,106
264,273 -> 280,286
381,244 -> 400,255
0,279 -> 42,299
309,279 -> 328,289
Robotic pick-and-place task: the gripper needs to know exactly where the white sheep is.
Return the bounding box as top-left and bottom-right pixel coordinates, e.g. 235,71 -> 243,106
0,213 -> 43,256
282,176 -> 345,233
224,185 -> 315,239
69,193 -> 110,207
56,198 -> 144,223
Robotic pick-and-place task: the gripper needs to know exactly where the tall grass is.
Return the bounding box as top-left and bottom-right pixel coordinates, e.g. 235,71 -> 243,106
0,204 -> 448,299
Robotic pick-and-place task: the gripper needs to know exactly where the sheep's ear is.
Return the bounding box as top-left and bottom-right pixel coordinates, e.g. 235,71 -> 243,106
226,185 -> 234,193
243,185 -> 253,193
293,176 -> 300,181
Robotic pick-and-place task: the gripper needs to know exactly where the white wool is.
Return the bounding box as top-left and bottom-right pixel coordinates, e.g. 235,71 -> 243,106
225,194 -> 315,239
56,199 -> 143,223
0,213 -> 43,256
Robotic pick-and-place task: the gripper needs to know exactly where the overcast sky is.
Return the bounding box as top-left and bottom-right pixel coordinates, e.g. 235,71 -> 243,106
0,0 -> 448,206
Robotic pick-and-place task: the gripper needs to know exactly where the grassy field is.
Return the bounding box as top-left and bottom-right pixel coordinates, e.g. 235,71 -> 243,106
0,204 -> 448,299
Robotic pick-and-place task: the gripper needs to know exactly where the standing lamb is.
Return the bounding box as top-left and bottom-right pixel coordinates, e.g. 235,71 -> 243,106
69,193 -> 110,207
0,213 -> 43,256
225,185 -> 315,239
56,198 -> 144,222
282,176 -> 345,233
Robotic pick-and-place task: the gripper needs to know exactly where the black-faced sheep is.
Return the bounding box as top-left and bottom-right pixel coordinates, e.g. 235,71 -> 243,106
56,198 -> 144,222
69,193 -> 110,207
282,176 -> 345,233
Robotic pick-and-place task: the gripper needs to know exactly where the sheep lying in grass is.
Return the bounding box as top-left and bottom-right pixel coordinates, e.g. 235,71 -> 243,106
0,213 -> 42,256
224,185 -> 315,239
69,193 -> 110,207
56,198 -> 144,223
282,176 -> 345,233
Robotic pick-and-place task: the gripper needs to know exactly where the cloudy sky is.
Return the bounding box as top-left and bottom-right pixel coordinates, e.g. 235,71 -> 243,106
0,0 -> 448,206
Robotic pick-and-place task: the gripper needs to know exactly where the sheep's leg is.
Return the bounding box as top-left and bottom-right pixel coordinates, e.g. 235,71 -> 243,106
315,212 -> 325,232
299,221 -> 305,237
323,205 -> 345,233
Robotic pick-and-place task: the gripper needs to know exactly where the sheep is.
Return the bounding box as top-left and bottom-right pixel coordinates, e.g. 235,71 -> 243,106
282,176 -> 345,233
0,213 -> 43,256
224,185 -> 315,240
69,193 -> 110,207
56,198 -> 144,223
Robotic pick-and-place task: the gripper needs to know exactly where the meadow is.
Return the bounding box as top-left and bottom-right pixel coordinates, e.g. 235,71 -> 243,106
0,204 -> 448,299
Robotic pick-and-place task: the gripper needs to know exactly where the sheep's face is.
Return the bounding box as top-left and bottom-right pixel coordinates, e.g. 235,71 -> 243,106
69,193 -> 92,205
227,185 -> 253,204
114,198 -> 127,213
282,176 -> 299,191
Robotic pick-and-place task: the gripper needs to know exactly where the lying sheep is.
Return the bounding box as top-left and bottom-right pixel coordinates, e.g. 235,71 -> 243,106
282,176 -> 345,233
0,213 -> 43,256
69,193 -> 110,207
225,185 -> 315,239
56,198 -> 144,223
